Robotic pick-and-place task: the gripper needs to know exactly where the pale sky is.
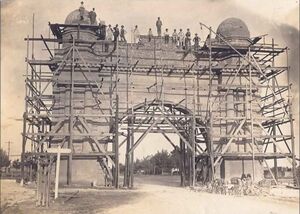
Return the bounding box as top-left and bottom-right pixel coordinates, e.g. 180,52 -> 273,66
1,0 -> 299,161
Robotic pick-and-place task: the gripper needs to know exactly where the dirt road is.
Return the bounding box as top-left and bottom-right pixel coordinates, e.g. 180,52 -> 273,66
107,175 -> 299,214
1,176 -> 299,214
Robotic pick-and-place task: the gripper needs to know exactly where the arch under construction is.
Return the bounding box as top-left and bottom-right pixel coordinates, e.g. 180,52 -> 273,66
21,7 -> 298,206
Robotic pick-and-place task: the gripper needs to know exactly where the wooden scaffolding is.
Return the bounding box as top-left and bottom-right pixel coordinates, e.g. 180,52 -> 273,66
21,20 -> 298,206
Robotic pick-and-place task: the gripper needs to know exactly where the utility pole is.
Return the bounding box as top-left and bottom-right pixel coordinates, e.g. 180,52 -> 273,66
6,141 -> 13,160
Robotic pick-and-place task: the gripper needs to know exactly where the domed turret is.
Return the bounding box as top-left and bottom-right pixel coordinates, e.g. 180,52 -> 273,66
62,4 -> 98,47
216,17 -> 250,39
65,9 -> 91,25
216,18 -> 250,45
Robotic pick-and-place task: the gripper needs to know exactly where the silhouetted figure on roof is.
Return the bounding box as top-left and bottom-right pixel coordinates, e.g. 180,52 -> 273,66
105,24 -> 113,52
156,17 -> 162,37
148,28 -> 153,42
133,25 -> 140,43
164,28 -> 169,44
113,24 -> 120,42
193,33 -> 200,51
172,29 -> 178,44
178,29 -> 184,48
120,25 -> 127,42
185,28 -> 191,49
97,23 -> 106,40
79,1 -> 85,20
106,24 -> 113,41
89,8 -> 97,25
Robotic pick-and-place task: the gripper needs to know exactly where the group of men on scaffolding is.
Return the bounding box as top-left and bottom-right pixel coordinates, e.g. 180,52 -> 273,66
78,1 -> 201,51
154,17 -> 201,50
103,17 -> 201,51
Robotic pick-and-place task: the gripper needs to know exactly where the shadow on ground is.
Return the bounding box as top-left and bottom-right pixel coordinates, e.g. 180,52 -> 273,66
3,189 -> 142,214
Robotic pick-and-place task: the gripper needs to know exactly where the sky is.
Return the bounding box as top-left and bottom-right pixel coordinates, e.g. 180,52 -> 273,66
1,0 -> 299,162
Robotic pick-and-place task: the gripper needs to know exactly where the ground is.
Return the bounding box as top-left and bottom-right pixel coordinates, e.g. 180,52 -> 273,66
1,176 -> 299,214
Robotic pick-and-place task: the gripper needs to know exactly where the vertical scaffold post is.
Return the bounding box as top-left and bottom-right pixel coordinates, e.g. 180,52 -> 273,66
191,75 -> 196,187
123,63 -> 130,187
286,48 -> 298,187
114,38 -> 120,188
130,112 -> 135,188
271,38 -> 278,181
180,139 -> 186,187
21,35 -> 30,181
67,38 -> 75,185
114,95 -> 119,188
249,46 -> 255,182
208,27 -> 215,181
124,119 -> 131,188
191,116 -> 196,187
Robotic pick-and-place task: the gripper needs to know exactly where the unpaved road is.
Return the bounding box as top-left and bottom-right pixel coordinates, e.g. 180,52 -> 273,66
1,176 -> 299,214
107,175 -> 299,214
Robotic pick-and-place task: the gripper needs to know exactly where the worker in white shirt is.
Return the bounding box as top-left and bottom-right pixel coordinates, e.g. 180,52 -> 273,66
133,25 -> 140,43
172,29 -> 178,44
177,29 -> 184,48
106,24 -> 114,41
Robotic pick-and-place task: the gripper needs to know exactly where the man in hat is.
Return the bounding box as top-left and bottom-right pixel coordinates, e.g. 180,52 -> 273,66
89,8 -> 97,25
120,25 -> 127,42
185,28 -> 191,49
79,1 -> 85,20
156,17 -> 163,37
193,33 -> 200,51
113,24 -> 120,42
178,29 -> 184,48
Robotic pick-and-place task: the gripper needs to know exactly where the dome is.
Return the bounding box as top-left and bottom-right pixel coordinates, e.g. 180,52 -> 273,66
216,18 -> 250,39
65,8 -> 91,25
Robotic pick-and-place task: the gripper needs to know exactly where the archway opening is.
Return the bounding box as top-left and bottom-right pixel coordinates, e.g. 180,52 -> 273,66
118,101 -> 210,188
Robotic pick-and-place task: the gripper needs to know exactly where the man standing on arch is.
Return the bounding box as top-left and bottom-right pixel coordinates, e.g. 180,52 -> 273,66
156,17 -> 162,37
89,8 -> 97,25
79,1 -> 85,20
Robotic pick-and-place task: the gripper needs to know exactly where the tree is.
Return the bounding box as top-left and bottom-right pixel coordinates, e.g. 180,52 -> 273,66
133,149 -> 180,175
151,150 -> 173,174
135,156 -> 152,174
0,148 -> 10,167
170,149 -> 181,169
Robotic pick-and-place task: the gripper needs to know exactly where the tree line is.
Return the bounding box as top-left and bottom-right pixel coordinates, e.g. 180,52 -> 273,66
130,149 -> 180,175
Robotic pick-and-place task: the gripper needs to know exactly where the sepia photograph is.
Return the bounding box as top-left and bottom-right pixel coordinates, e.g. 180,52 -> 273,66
0,0 -> 299,213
